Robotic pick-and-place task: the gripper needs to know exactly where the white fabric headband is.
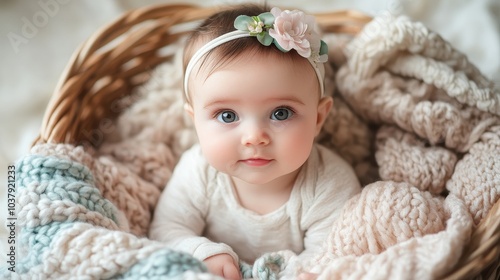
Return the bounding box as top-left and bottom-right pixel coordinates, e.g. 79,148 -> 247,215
183,7 -> 328,101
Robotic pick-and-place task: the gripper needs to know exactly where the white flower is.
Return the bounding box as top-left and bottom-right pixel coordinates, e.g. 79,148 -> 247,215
248,20 -> 264,33
268,7 -> 316,58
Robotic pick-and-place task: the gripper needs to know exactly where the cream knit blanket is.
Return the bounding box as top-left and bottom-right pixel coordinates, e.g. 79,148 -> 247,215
4,13 -> 499,279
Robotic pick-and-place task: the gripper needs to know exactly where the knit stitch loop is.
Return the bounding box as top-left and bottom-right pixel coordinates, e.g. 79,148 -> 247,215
16,155 -> 120,228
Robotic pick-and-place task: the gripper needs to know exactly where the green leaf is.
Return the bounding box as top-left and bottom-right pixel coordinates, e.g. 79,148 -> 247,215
234,15 -> 253,31
259,12 -> 275,26
319,40 -> 328,55
257,32 -> 273,46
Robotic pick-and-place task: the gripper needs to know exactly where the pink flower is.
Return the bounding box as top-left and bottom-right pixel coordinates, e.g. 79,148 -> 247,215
268,7 -> 316,58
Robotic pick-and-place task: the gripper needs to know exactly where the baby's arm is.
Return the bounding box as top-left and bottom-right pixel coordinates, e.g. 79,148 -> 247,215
149,146 -> 239,268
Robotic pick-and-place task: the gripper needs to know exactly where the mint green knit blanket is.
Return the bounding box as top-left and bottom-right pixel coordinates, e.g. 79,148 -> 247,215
1,153 -> 207,279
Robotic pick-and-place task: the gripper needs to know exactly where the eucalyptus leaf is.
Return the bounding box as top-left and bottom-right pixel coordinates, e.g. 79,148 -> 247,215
257,32 -> 273,46
234,15 -> 253,31
259,12 -> 275,26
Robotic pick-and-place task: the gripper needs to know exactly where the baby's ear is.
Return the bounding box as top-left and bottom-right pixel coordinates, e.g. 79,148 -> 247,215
315,96 -> 333,136
184,103 -> 194,120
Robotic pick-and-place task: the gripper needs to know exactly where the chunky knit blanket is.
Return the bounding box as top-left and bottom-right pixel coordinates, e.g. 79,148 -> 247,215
3,13 -> 499,280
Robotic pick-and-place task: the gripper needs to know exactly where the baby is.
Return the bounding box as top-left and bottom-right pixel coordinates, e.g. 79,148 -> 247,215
149,4 -> 361,279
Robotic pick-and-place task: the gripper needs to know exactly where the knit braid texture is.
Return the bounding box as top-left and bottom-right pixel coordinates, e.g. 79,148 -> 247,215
2,12 -> 499,280
2,153 -> 207,279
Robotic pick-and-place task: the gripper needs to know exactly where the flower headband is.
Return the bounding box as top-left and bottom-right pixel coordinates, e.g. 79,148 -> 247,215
184,7 -> 328,100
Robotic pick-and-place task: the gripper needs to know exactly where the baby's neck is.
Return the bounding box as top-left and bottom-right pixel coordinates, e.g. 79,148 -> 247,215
231,169 -> 300,215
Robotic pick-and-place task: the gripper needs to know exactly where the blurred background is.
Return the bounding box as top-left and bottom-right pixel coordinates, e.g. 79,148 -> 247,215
1,0 -> 499,264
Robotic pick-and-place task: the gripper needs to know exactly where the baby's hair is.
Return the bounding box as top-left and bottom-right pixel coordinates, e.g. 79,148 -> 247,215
182,4 -> 317,102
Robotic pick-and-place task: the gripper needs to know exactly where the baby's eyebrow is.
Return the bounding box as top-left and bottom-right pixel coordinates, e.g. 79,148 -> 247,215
202,95 -> 306,109
266,96 -> 306,105
203,98 -> 240,109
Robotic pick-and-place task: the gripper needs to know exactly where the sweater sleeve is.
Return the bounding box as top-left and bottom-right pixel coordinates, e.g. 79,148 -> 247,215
148,145 -> 238,262
298,145 -> 362,260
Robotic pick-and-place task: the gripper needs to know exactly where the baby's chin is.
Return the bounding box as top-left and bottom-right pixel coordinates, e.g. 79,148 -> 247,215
229,167 -> 301,187
228,171 -> 286,187
230,174 -> 279,186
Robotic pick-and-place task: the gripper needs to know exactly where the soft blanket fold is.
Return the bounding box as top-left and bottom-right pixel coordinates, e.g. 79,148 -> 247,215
2,12 -> 499,280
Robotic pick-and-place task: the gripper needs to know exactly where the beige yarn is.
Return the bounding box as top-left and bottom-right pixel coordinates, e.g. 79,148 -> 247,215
447,124 -> 500,224
376,126 -> 457,194
337,15 -> 499,153
323,182 -> 446,258
335,12 -> 500,227
336,70 -> 498,153
342,13 -> 499,116
18,223 -> 176,279
305,194 -> 472,280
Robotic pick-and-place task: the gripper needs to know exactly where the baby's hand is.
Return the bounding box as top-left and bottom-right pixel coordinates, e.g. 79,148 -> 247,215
203,253 -> 241,280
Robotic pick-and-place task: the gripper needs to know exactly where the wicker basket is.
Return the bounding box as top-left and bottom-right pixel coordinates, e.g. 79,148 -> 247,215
33,4 -> 499,280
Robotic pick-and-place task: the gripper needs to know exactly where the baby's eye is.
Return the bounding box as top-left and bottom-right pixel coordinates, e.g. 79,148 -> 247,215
271,107 -> 293,121
216,110 -> 239,123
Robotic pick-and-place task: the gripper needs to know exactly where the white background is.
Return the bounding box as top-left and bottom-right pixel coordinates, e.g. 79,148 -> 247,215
1,0 -> 499,265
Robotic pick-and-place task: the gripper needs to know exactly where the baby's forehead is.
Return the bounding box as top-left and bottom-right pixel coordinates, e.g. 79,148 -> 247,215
187,47 -> 321,104
198,48 -> 313,77
190,63 -> 320,106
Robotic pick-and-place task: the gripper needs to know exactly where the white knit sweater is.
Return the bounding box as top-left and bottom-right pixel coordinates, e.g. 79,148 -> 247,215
149,143 -> 361,264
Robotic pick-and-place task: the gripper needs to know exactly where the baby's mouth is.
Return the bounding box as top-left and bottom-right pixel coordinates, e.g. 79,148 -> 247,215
239,158 -> 272,167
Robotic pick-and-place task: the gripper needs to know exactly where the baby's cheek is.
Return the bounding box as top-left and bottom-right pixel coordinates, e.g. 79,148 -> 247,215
285,125 -> 315,152
283,130 -> 315,169
199,136 -> 233,171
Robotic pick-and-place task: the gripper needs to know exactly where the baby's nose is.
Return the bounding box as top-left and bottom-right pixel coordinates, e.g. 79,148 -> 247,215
241,122 -> 270,146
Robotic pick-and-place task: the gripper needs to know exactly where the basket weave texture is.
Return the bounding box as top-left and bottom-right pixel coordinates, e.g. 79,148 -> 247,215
17,3 -> 500,280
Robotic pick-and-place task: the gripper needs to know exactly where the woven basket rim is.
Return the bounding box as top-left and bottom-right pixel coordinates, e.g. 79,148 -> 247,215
33,3 -> 499,280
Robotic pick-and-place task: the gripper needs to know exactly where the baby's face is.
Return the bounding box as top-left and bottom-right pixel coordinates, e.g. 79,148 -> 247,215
187,52 -> 326,186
